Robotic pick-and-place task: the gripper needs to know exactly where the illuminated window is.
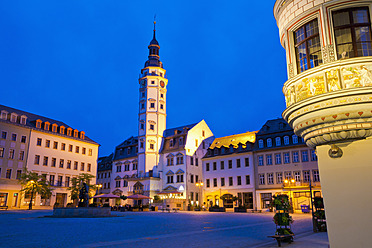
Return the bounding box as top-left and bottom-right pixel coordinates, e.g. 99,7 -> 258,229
52,124 -> 58,132
73,130 -> 79,138
275,137 -> 281,146
303,170 -> 310,182
313,170 -> 320,182
333,7 -> 372,59
294,171 -> 301,182
8,149 -> 14,159
60,126 -> 65,135
0,147 -> 3,157
36,120 -> 42,129
18,151 -> 24,160
294,19 -> 322,73
88,149 -> 92,156
44,122 -> 50,131
292,135 -> 298,144
284,136 -> 289,145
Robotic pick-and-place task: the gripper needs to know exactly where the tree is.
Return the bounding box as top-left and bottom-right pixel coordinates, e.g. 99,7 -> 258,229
19,170 -> 52,210
68,173 -> 96,206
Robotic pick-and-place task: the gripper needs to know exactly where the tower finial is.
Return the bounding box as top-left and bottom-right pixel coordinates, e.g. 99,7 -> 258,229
153,14 -> 156,39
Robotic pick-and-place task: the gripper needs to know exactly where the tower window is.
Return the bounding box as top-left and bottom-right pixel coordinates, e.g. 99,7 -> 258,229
150,144 -> 154,150
141,92 -> 145,98
150,124 -> 154,130
150,103 -> 155,108
151,80 -> 155,84
141,103 -> 145,109
140,142 -> 144,148
140,123 -> 144,129
160,104 -> 164,110
161,93 -> 164,98
333,7 -> 372,59
294,19 -> 322,73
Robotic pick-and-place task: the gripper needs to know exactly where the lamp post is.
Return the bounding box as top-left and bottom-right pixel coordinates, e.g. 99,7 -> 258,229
28,180 -> 35,210
96,184 -> 102,195
195,180 -> 203,209
283,178 -> 295,213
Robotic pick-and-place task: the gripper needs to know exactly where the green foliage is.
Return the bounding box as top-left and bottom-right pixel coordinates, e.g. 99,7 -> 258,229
18,169 -> 52,210
67,173 -> 96,201
276,228 -> 294,235
272,194 -> 290,210
153,195 -> 162,203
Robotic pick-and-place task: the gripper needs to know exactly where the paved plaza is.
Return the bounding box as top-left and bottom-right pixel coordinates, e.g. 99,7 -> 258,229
0,210 -> 329,248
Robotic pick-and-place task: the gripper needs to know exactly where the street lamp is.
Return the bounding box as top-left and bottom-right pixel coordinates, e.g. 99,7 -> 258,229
96,184 -> 102,195
195,180 -> 203,209
283,178 -> 295,213
28,180 -> 35,210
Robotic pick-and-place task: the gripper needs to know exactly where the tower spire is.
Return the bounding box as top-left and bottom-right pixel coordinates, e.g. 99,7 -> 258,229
153,15 -> 156,40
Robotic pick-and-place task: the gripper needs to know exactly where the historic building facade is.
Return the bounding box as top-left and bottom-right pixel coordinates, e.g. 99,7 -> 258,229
274,0 -> 372,246
202,132 -> 256,210
97,153 -> 113,195
0,104 -> 99,208
254,118 -> 320,212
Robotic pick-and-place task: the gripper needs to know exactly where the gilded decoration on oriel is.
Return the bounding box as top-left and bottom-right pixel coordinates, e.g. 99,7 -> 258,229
295,75 -> 325,102
341,65 -> 372,89
326,69 -> 341,92
284,64 -> 372,108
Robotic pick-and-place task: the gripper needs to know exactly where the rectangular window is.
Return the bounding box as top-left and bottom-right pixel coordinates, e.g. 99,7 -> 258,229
43,156 -> 48,166
293,151 -> 299,163
206,179 -> 210,187
6,169 -> 12,179
81,162 -> 85,171
18,151 -> 24,160
276,172 -> 283,184
0,147 -> 4,158
149,144 -> 154,150
245,175 -> 250,185
237,176 -> 242,185
245,157 -> 249,167
294,171 -> 301,182
116,165 -> 121,172
284,152 -> 290,164
303,170 -> 310,182
267,173 -> 274,184
190,157 -> 194,165
82,147 -> 86,155
266,154 -> 273,165
59,159 -> 64,168
313,170 -> 320,182
333,7 -> 372,59
258,155 -> 264,166
21,136 -> 26,143
45,140 -> 50,148
74,161 -> 78,170
67,160 -> 71,169
294,19 -> 322,73
116,181 -> 121,187
150,102 -> 155,108
229,177 -> 233,186
195,158 -> 199,166
37,138 -> 42,146
8,149 -> 14,159
221,177 -> 225,187
75,146 -> 79,153
50,158 -> 56,167
311,150 -> 317,161
49,175 -> 55,186
213,162 -> 217,170
228,160 -> 232,169
61,143 -> 66,151
69,145 -> 73,152
89,149 -> 92,156
1,131 -> 7,139
150,124 -> 154,130
87,163 -> 91,172
206,163 -> 210,171
57,176 -> 63,186
302,150 -> 309,162
65,177 -> 70,187
275,154 -> 282,164
236,159 -> 241,168
16,170 -> 22,179
34,155 -> 40,165
259,174 -> 265,185
220,161 -> 224,170
285,171 -> 292,180
190,174 -> 194,183
213,178 -> 217,187
11,133 -> 17,141
53,142 -> 58,149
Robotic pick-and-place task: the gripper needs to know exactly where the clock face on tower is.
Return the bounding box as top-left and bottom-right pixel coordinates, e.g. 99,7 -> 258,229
160,81 -> 165,88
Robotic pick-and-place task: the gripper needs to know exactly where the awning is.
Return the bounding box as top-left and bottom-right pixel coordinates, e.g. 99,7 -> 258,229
157,190 -> 182,195
92,193 -> 120,198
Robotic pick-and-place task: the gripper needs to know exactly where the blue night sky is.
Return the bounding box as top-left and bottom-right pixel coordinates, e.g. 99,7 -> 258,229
0,1 -> 287,156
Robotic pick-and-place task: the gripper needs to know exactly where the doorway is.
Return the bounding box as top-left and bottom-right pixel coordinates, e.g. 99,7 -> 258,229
55,193 -> 67,207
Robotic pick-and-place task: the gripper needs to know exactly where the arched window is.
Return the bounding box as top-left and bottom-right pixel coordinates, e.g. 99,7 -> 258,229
292,135 -> 298,144
267,138 -> 272,148
258,139 -> 264,148
275,137 -> 281,146
284,136 -> 290,145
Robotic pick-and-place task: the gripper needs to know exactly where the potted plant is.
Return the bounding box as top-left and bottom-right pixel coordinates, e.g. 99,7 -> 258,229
132,205 -> 139,212
234,205 -> 247,213
142,204 -> 150,212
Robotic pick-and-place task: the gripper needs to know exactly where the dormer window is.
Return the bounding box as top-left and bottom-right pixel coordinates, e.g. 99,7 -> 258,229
221,147 -> 225,154
44,122 -> 50,131
258,139 -> 264,148
267,138 -> 272,147
20,115 -> 27,125
1,111 -> 8,120
36,119 -> 42,129
80,131 -> 85,140
73,129 -> 79,138
292,135 -> 298,144
66,128 -> 72,136
52,124 -> 58,132
275,137 -> 281,146
179,137 -> 183,145
60,126 -> 65,135
10,113 -> 18,123
214,149 -> 218,155
170,139 -> 174,147
230,146 -> 234,152
284,136 -> 290,145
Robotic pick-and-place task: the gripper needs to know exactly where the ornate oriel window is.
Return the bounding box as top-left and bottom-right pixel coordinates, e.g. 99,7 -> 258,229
294,19 -> 322,73
333,7 -> 372,59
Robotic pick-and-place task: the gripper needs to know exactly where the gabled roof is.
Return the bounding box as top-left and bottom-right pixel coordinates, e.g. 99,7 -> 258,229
257,118 -> 292,135
97,153 -> 113,172
0,104 -> 98,144
175,169 -> 184,174
163,185 -> 178,191
163,123 -> 197,137
114,136 -> 138,161
166,170 -> 174,175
